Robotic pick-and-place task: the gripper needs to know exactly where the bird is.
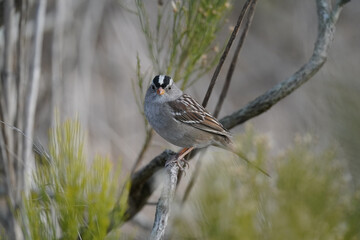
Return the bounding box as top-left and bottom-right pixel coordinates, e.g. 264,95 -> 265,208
144,75 -> 233,166
144,75 -> 269,176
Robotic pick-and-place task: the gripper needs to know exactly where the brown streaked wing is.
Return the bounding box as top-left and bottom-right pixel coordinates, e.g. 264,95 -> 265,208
167,94 -> 230,137
168,97 -> 205,124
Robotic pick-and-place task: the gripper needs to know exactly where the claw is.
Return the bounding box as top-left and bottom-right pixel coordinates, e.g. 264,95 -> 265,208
165,156 -> 189,171
165,147 -> 194,172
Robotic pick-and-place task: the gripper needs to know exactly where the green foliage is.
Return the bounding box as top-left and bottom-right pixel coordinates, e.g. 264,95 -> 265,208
325,80 -> 360,184
172,126 -> 359,239
24,120 -> 125,239
135,0 -> 232,89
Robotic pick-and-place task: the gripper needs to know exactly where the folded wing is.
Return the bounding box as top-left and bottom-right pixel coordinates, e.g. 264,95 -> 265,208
167,94 -> 231,138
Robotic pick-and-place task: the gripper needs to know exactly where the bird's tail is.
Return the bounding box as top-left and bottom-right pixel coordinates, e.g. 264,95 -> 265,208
226,140 -> 270,177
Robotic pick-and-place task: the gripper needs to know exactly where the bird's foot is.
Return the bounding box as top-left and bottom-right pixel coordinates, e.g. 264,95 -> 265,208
165,147 -> 194,171
165,156 -> 189,171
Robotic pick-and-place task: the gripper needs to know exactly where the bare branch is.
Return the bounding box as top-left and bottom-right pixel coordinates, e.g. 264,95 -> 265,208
220,0 -> 346,130
174,0 -> 258,205
181,157 -> 202,204
213,0 -> 257,118
23,0 -> 47,191
0,0 -> 20,239
338,0 -> 351,7
202,0 -> 252,108
180,2 -> 259,206
149,158 -> 180,240
131,129 -> 153,174
121,150 -> 176,223
51,0 -> 66,123
14,0 -> 27,207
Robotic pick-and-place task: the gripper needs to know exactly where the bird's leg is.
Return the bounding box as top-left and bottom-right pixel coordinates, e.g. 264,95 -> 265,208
177,147 -> 194,160
177,147 -> 194,170
166,147 -> 194,170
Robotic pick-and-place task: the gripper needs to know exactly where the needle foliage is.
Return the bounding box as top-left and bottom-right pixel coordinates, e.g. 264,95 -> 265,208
23,119 -> 126,240
134,0 -> 232,89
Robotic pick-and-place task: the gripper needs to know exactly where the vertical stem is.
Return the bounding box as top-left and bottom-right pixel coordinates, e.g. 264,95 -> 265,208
1,1 -> 24,239
131,129 -> 153,174
51,0 -> 66,125
23,0 -> 47,192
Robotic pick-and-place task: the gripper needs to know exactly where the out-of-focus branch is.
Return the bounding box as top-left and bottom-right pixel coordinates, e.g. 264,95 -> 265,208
180,1 -> 258,206
221,0 -> 346,129
131,128 -> 153,174
0,0 -> 20,239
23,0 -> 47,191
77,0 -> 107,130
181,157 -> 202,204
51,0 -> 65,123
119,150 -> 176,223
202,0 -> 253,108
108,150 -> 176,233
124,0 -> 349,230
176,0 -> 257,198
1,0 -> 47,238
213,0 -> 257,118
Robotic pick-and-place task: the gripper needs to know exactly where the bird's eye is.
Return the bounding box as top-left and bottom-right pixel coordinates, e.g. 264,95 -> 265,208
168,86 -> 171,90
151,85 -> 155,90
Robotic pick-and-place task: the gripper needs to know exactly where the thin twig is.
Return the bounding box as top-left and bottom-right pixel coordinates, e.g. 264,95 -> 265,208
180,0 -> 258,207
213,0 -> 257,118
181,157 -> 202,204
175,0 -> 256,193
131,129 -> 153,174
201,0 -> 252,108
23,0 -> 47,191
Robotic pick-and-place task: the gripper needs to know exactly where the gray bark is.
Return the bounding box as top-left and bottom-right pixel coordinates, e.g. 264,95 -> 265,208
0,0 -> 47,238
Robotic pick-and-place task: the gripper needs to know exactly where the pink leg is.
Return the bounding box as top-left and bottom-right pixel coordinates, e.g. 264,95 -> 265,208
166,147 -> 195,170
177,147 -> 194,160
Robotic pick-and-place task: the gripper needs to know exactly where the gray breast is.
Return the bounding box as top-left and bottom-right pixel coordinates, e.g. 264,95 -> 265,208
145,102 -> 170,132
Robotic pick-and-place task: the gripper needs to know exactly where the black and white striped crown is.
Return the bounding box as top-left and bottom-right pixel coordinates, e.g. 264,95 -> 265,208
153,75 -> 173,88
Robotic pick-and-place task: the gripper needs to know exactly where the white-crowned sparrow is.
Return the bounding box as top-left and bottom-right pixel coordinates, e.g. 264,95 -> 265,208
144,75 -> 233,160
144,75 -> 269,176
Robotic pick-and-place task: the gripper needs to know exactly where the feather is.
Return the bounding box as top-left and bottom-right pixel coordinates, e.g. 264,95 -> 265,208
167,94 -> 231,138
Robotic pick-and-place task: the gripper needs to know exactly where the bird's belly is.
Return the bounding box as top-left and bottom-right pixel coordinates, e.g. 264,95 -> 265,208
145,103 -> 188,147
145,104 -> 169,131
145,103 -> 213,148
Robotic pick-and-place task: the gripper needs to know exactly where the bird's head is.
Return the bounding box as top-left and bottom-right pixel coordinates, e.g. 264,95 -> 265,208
147,75 -> 182,102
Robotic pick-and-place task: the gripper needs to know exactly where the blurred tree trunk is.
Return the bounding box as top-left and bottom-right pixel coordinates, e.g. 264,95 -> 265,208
0,0 -> 46,238
0,0 -> 22,238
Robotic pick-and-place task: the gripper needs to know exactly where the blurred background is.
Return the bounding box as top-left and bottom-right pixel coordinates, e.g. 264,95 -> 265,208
35,0 -> 360,180
28,0 -> 360,237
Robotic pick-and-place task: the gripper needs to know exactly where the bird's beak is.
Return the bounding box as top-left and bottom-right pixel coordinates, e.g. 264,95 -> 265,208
157,87 -> 165,95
